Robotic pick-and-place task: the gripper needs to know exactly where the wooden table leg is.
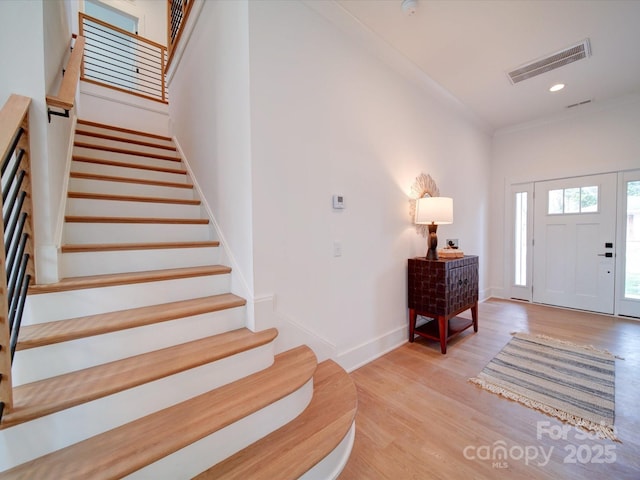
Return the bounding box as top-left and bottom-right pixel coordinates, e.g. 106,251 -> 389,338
471,302 -> 478,332
409,308 -> 416,342
438,315 -> 447,354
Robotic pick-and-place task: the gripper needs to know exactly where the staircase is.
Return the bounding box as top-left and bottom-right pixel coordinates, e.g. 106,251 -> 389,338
0,120 -> 356,478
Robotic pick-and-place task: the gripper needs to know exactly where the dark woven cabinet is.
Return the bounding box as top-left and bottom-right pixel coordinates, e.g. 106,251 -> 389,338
407,255 -> 479,354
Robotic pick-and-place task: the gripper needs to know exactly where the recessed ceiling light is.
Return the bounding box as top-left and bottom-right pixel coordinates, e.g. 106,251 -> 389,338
549,83 -> 565,92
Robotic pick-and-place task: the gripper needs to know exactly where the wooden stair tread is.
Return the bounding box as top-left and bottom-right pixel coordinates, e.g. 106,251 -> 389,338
70,171 -> 193,189
61,241 -> 220,253
3,328 -> 277,429
74,142 -> 181,162
28,265 -> 231,294
73,156 -> 187,175
76,119 -> 172,142
195,359 -> 357,480
0,346 -> 317,480
65,215 -> 209,224
67,191 -> 200,205
17,293 -> 246,350
75,129 -> 177,151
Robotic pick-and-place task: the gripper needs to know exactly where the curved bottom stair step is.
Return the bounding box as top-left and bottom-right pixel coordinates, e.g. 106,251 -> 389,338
194,359 -> 358,480
2,328 -> 278,429
0,346 -> 317,479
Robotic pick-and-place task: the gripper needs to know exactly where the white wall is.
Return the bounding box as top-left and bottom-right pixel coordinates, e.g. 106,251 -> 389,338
43,0 -> 76,282
490,95 -> 640,298
247,1 -> 491,369
0,0 -> 76,284
167,0 -> 255,306
78,81 -> 170,135
166,0 -> 491,370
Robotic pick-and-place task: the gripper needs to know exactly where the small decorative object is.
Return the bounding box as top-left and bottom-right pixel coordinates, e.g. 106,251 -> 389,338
439,239 -> 464,258
408,173 -> 439,237
437,248 -> 464,259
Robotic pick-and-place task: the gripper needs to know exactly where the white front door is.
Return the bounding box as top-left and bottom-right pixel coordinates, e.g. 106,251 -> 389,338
533,173 -> 617,314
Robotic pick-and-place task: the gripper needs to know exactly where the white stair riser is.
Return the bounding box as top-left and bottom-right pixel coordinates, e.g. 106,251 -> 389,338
73,146 -> 180,166
24,274 -> 232,324
71,161 -> 188,184
13,306 -> 246,384
68,177 -> 195,200
65,197 -> 203,219
75,134 -> 177,157
60,247 -> 221,277
63,223 -> 212,244
300,423 -> 355,480
0,344 -> 274,469
126,380 -> 313,480
76,124 -> 174,147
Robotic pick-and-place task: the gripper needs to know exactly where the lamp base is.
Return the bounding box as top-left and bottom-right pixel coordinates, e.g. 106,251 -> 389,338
425,223 -> 439,260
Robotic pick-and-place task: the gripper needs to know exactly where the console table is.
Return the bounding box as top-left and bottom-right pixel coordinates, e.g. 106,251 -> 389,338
408,255 -> 478,354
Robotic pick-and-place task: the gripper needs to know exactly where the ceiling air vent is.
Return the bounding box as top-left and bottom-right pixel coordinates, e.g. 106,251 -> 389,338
507,39 -> 591,85
566,99 -> 592,109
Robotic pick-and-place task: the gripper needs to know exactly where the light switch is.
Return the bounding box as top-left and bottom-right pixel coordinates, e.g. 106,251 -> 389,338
332,195 -> 345,209
333,241 -> 342,257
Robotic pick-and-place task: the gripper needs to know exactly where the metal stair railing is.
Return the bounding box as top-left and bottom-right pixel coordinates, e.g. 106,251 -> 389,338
0,94 -> 34,421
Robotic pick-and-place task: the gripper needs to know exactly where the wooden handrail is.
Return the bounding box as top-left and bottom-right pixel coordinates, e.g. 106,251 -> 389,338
0,94 -> 33,415
46,35 -> 85,112
0,96 -> 30,161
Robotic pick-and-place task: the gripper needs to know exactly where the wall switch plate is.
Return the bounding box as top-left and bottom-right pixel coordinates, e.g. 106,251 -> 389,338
333,241 -> 342,257
332,194 -> 345,209
446,238 -> 459,249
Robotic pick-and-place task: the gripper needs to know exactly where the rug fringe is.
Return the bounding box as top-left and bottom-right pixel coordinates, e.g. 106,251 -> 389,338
511,332 -> 623,359
469,377 -> 620,442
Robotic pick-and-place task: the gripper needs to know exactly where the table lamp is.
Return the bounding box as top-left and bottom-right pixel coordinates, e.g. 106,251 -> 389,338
414,196 -> 453,260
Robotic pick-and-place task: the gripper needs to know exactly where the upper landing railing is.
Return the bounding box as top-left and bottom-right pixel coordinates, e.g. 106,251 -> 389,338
80,12 -> 168,104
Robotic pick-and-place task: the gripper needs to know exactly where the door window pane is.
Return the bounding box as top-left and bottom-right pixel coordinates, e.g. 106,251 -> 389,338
514,192 -> 527,286
548,189 -> 563,214
581,186 -> 598,212
564,188 -> 580,213
625,181 -> 640,299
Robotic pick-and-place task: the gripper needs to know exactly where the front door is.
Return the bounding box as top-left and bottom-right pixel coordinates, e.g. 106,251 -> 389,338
533,173 -> 617,314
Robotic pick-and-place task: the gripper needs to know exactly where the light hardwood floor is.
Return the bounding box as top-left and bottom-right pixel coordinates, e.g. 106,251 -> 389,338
339,298 -> 640,479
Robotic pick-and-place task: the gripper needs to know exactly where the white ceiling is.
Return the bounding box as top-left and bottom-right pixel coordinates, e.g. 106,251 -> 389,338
336,0 -> 640,131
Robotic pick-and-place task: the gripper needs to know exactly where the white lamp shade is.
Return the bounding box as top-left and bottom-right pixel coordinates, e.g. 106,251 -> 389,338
415,196 -> 453,225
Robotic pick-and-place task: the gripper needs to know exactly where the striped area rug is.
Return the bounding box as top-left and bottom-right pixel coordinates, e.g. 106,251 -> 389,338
469,332 -> 617,441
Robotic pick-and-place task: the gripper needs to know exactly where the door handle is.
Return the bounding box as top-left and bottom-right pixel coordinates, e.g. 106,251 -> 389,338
597,253 -> 613,258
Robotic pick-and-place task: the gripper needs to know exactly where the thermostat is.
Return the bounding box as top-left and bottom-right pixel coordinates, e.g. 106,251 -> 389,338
332,194 -> 345,209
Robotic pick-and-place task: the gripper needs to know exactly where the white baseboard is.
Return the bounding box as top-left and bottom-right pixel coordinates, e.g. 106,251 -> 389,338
275,318 -> 337,362
336,324 -> 407,373
171,136 -> 254,311
483,287 -> 503,300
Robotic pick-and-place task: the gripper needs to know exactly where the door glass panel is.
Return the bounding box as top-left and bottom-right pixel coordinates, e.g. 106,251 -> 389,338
564,188 -> 580,213
514,192 -> 527,286
548,189 -> 564,214
625,180 -> 640,299
548,186 -> 599,214
581,186 -> 598,212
